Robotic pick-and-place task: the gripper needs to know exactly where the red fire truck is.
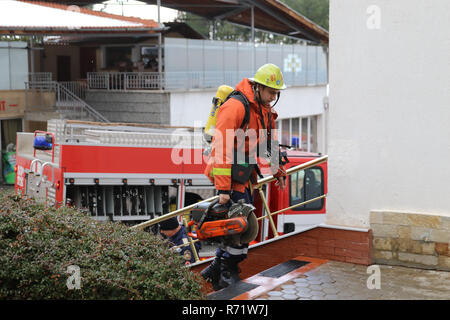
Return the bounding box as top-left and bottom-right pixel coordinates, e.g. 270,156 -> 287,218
14,119 -> 327,243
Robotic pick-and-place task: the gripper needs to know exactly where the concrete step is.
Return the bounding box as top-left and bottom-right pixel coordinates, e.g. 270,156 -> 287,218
24,110 -> 61,121
56,110 -> 98,122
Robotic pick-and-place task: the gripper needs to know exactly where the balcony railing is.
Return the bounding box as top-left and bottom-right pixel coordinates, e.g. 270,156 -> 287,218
28,72 -> 52,82
88,69 -> 327,91
88,72 -> 164,91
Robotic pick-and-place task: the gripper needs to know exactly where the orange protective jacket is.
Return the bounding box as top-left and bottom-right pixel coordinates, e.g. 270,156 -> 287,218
204,78 -> 286,194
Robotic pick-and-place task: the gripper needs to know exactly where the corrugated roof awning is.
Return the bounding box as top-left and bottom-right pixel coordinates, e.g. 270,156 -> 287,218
145,0 -> 329,44
0,0 -> 163,35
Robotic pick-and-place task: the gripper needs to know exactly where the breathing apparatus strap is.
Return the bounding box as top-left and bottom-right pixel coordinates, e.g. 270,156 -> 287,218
255,85 -> 273,158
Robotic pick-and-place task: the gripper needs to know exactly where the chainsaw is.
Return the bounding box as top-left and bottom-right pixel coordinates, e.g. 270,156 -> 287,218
188,199 -> 259,246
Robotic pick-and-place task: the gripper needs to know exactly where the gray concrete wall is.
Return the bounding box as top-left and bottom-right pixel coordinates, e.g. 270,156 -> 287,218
85,90 -> 170,124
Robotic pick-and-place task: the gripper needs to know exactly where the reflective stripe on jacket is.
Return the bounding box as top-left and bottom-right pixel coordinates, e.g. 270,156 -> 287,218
204,78 -> 285,193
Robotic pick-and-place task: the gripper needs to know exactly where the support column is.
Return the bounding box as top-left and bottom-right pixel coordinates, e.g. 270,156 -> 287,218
251,6 -> 255,73
157,0 -> 162,76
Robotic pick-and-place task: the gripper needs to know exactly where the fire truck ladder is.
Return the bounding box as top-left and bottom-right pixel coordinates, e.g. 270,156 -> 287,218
131,155 -> 328,264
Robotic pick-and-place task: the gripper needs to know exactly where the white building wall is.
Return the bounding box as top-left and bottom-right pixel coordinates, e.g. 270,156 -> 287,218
327,0 -> 450,228
170,88 -> 217,127
170,85 -> 327,127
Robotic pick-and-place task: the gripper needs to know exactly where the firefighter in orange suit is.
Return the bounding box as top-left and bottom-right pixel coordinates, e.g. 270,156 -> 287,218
202,63 -> 288,290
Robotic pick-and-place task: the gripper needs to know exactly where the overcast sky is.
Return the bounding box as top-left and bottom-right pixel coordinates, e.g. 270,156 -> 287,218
93,0 -> 179,22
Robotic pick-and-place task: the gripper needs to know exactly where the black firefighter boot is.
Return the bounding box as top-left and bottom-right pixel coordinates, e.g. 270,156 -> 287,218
200,257 -> 223,291
218,257 -> 241,289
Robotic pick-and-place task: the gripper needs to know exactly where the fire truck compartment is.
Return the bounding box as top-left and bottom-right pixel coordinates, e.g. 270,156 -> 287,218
65,184 -> 169,221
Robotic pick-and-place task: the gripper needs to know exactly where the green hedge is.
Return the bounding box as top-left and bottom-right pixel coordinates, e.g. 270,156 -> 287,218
0,190 -> 205,300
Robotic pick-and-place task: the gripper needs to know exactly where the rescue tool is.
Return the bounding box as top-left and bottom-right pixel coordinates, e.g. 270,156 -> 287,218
189,199 -> 259,246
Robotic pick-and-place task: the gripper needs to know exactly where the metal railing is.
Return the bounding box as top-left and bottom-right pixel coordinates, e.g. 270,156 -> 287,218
88,72 -> 164,90
29,72 -> 52,82
88,70 -> 327,91
26,81 -> 109,123
131,155 -> 328,264
59,81 -> 88,100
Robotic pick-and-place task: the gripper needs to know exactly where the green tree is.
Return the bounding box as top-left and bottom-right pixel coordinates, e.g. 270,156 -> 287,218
281,0 -> 329,30
177,12 -> 290,43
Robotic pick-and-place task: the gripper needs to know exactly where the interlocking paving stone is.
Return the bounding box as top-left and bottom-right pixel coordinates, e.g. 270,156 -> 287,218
310,290 -> 325,297
282,289 -> 298,294
253,261 -> 450,301
293,278 -> 308,283
337,291 -> 353,298
296,291 -> 313,298
309,284 -> 324,291
323,288 -> 340,294
294,282 -> 310,288
321,282 -> 337,289
295,287 -> 311,294
281,284 -> 296,289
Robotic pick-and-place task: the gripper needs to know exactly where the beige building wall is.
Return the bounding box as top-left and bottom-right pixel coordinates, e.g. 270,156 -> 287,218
0,90 -> 26,119
32,44 -> 81,81
327,0 -> 450,226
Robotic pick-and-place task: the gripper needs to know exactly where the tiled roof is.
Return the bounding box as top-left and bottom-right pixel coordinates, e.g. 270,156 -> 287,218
0,0 -> 160,33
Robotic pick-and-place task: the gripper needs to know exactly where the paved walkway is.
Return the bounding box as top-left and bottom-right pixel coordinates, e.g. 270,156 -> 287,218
254,261 -> 450,300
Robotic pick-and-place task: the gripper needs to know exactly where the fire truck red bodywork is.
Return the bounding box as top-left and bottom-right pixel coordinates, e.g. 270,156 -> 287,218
14,123 -> 327,241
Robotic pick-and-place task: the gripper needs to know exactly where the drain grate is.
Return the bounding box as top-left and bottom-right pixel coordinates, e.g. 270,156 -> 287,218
208,281 -> 259,300
258,260 -> 310,278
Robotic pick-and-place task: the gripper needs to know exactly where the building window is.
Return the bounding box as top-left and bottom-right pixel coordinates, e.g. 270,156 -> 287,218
289,167 -> 324,211
281,119 -> 290,146
276,115 -> 319,153
310,115 -> 318,153
105,46 -> 132,70
291,118 -> 299,148
301,117 -> 308,151
141,46 -> 160,72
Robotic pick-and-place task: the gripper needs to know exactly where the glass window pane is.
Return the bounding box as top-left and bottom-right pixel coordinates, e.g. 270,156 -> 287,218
255,43 -> 268,69
282,119 -> 290,146
301,118 -> 308,151
223,41 -> 239,85
106,47 -> 132,69
291,118 -> 299,148
187,39 -> 203,71
204,40 -> 224,87
304,168 -> 323,209
317,46 -> 328,84
164,38 -> 187,72
306,45 -> 317,85
267,43 -> 284,72
289,168 -> 323,210
237,42 -> 253,76
141,46 -> 158,70
293,44 -> 307,86
289,171 -> 304,203
310,116 -> 318,153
